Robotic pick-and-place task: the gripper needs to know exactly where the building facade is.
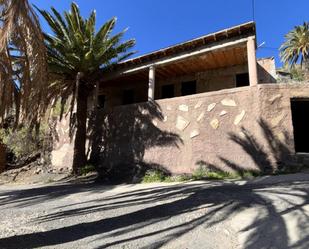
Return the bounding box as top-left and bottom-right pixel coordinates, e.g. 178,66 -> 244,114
51,22 -> 309,177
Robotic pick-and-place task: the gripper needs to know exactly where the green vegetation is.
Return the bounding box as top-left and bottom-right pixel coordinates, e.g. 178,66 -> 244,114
80,164 -> 96,175
141,167 -> 260,183
0,124 -> 47,165
280,22 -> 309,79
142,170 -> 166,183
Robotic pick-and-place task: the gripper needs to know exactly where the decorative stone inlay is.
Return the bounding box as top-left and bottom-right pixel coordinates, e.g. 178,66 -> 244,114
269,94 -> 282,103
178,104 -> 189,112
163,116 -> 168,122
197,112 -> 205,122
276,132 -> 285,142
271,113 -> 285,127
190,129 -> 200,138
176,116 -> 190,131
194,100 -> 203,109
238,131 -> 247,139
220,110 -> 228,116
166,105 -> 172,111
207,103 -> 216,112
234,110 -> 246,125
221,98 -> 237,107
210,119 -> 219,129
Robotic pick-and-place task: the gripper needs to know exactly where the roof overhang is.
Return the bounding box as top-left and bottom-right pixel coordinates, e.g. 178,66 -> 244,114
100,21 -> 256,84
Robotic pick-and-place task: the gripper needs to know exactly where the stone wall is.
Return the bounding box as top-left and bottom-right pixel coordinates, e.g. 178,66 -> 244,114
51,83 -> 309,175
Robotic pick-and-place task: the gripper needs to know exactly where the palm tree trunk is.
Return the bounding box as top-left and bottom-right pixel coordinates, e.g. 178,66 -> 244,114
72,74 -> 88,174
304,57 -> 309,81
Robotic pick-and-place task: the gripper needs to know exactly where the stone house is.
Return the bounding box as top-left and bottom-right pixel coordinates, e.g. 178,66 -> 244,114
52,22 -> 309,175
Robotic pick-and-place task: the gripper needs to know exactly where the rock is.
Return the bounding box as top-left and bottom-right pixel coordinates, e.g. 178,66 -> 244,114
178,104 -> 189,112
220,110 -> 228,116
163,116 -> 168,122
210,119 -> 219,129
194,101 -> 203,109
234,110 -> 246,125
197,112 -> 205,122
269,94 -> 282,103
207,103 -> 216,112
221,98 -> 237,107
152,120 -> 158,127
35,169 -> 42,175
190,129 -> 200,138
176,116 -> 190,131
271,113 -> 286,127
166,105 -> 172,111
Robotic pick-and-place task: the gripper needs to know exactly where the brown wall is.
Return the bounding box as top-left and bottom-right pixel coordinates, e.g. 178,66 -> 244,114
51,83 -> 309,175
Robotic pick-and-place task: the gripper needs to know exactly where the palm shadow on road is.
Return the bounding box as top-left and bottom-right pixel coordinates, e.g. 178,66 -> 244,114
0,174 -> 308,249
0,118 -> 308,248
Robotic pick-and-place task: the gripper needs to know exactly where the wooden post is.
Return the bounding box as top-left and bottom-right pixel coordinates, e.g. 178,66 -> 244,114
148,66 -> 156,100
247,37 -> 258,86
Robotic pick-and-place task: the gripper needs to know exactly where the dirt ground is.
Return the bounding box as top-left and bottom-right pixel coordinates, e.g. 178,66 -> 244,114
0,172 -> 308,249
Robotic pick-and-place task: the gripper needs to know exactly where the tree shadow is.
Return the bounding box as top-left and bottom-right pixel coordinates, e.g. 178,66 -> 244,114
0,175 -> 308,249
88,100 -> 182,183
197,118 -> 297,176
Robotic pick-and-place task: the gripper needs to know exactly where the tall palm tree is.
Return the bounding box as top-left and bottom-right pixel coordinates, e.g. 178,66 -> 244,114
280,22 -> 309,74
0,0 -> 48,126
37,3 -> 135,173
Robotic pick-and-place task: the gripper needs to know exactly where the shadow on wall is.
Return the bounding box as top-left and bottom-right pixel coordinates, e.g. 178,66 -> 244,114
197,119 -> 294,175
88,100 -> 182,183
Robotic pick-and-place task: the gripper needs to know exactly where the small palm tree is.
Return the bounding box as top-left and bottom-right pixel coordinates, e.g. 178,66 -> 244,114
37,3 -> 135,173
280,22 -> 309,75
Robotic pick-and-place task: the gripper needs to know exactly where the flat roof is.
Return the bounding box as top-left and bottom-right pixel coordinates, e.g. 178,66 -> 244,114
110,21 -> 256,72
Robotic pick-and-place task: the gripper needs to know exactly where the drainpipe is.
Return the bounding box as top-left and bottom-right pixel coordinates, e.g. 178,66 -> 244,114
148,65 -> 156,101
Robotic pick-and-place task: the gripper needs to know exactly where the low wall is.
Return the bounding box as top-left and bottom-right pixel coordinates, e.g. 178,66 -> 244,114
51,83 -> 309,176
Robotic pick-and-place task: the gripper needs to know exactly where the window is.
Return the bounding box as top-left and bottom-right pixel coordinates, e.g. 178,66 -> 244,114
236,73 -> 250,87
181,81 -> 196,96
122,89 -> 135,105
291,99 -> 309,153
161,84 -> 175,99
97,95 -> 105,109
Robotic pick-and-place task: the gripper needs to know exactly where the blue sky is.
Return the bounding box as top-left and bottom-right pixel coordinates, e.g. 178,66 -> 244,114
31,0 -> 308,67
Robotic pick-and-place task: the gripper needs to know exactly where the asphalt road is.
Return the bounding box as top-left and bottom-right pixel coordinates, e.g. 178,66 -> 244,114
0,173 -> 308,249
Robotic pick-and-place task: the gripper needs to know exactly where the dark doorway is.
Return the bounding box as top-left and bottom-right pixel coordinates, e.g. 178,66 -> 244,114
161,84 -> 175,99
236,73 -> 250,87
122,89 -> 135,105
181,81 -> 196,96
291,99 -> 309,153
98,95 -> 105,109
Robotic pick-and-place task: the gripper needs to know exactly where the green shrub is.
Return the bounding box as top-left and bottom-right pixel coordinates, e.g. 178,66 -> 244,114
142,169 -> 166,183
141,167 -> 260,183
164,174 -> 191,182
191,166 -> 247,180
0,125 -> 47,163
290,67 -> 305,82
80,164 -> 96,175
191,166 -> 209,180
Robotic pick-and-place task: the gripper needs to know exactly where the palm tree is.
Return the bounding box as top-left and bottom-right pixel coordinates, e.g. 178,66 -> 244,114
37,3 -> 135,173
0,0 -> 47,126
280,22 -> 309,75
